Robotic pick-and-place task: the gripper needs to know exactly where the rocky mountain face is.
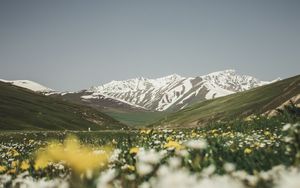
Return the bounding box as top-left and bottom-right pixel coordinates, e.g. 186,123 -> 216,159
83,70 -> 273,111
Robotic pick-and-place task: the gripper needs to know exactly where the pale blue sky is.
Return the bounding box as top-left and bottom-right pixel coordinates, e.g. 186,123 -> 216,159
0,0 -> 299,91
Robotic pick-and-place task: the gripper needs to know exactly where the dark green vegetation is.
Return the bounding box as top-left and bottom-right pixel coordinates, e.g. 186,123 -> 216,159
154,75 -> 300,128
0,82 -> 126,130
106,111 -> 167,127
1,112 -> 300,177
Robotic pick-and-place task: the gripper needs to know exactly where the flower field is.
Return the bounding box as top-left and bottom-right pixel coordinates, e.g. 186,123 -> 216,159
0,115 -> 300,188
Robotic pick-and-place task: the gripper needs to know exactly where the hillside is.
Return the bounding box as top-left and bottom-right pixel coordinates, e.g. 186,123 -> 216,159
153,74 -> 300,128
0,82 -> 127,130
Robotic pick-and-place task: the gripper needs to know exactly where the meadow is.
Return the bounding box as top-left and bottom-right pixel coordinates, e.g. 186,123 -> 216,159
0,110 -> 300,188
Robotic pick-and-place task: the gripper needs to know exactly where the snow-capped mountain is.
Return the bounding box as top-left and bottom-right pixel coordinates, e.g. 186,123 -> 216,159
1,69 -> 276,112
0,79 -> 53,93
84,69 -> 274,111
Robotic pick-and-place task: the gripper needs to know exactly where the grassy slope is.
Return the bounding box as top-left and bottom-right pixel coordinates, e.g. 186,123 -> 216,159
0,82 -> 126,130
153,75 -> 300,128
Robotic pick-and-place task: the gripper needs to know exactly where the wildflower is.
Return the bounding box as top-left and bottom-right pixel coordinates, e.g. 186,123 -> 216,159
140,129 -> 151,134
185,139 -> 207,150
34,156 -> 49,170
164,140 -> 183,150
122,164 -> 135,171
282,124 -> 291,131
137,149 -> 163,165
35,135 -> 112,173
129,147 -> 139,155
224,163 -> 235,173
0,166 -> 7,173
168,157 -> 181,168
97,169 -> 117,188
191,132 -> 197,137
20,160 -> 30,171
11,160 -> 19,168
244,148 -> 252,154
7,168 -> 16,174
7,149 -> 19,157
264,131 -> 271,136
136,163 -> 153,176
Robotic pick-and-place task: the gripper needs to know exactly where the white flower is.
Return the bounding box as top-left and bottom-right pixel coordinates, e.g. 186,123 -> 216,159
185,139 -> 207,150
168,157 -> 181,169
136,163 -> 153,176
97,169 -> 117,188
198,175 -> 244,188
223,163 -> 235,173
282,124 -> 291,131
201,165 -> 216,177
154,168 -> 199,188
275,168 -> 300,188
137,149 -> 163,165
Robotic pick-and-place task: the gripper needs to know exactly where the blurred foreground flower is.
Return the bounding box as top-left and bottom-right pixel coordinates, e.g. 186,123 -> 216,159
164,140 -> 183,150
185,139 -> 207,150
129,147 -> 139,155
34,135 -> 112,174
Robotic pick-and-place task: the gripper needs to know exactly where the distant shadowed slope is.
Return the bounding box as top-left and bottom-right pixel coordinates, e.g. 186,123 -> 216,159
0,82 -> 127,130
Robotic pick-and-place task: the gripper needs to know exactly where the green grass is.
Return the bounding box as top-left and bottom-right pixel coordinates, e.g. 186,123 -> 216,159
153,74 -> 300,127
0,82 -> 126,130
105,111 -> 168,127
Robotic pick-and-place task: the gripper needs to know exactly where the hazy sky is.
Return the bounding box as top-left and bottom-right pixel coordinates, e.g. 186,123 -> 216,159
0,0 -> 299,91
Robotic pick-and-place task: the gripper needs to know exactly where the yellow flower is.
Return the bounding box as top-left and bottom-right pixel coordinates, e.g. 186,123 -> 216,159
264,131 -> 271,136
20,160 -> 30,171
11,160 -> 19,168
7,149 -> 19,157
211,129 -> 218,134
244,148 -> 252,154
191,132 -> 197,137
140,129 -> 151,134
164,140 -> 183,150
7,168 -> 16,174
35,135 -> 112,174
126,165 -> 135,171
129,147 -> 139,155
0,166 -> 7,173
34,156 -> 49,170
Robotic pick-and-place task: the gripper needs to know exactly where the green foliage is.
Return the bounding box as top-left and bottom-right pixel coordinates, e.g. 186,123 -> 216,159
0,82 -> 126,130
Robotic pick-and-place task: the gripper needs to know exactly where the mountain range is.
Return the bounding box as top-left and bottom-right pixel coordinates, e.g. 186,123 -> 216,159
0,70 -> 277,112
1,70 -> 299,129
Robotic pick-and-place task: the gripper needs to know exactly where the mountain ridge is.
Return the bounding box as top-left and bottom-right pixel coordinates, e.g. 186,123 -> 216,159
2,70 -> 278,112
85,69 -> 274,111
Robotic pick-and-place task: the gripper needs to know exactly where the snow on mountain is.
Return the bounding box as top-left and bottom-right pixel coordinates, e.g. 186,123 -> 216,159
84,70 -> 273,111
0,79 -> 53,93
1,70 -> 275,112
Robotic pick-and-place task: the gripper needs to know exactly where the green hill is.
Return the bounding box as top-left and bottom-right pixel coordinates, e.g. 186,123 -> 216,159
0,82 -> 127,130
153,75 -> 300,128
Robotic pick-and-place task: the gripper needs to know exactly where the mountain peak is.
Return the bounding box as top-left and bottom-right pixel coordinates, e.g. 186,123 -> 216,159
165,73 -> 182,78
0,79 -> 53,92
205,69 -> 237,77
